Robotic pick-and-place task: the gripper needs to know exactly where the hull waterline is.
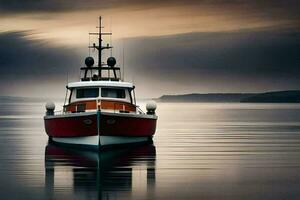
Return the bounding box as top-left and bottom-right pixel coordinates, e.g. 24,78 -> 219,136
51,135 -> 151,146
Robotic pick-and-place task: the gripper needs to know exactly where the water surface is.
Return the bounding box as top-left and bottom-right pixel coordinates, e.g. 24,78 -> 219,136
1,102 -> 300,199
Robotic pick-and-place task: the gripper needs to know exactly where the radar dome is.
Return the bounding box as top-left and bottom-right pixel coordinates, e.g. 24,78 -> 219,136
107,57 -> 116,67
85,57 -> 94,67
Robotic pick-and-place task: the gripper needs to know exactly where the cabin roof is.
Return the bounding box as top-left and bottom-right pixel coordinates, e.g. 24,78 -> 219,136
67,81 -> 134,89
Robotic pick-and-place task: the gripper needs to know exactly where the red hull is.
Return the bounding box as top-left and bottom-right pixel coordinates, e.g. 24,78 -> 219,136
44,112 -> 157,138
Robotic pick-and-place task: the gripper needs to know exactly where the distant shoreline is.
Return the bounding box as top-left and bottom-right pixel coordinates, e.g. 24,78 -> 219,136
0,96 -> 64,103
2,90 -> 300,103
157,90 -> 300,103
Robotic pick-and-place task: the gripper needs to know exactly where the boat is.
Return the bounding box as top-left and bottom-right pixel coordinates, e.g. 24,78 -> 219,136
44,16 -> 157,149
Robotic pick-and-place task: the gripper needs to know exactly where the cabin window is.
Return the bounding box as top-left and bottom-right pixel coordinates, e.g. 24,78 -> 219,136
101,88 -> 125,99
76,88 -> 99,98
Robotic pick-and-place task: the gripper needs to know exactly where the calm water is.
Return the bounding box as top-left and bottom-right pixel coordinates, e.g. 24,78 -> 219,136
1,101 -> 300,200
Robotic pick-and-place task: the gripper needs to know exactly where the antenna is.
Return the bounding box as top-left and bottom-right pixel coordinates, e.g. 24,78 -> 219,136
98,16 -> 102,77
122,42 -> 125,81
110,17 -> 113,57
88,33 -> 91,56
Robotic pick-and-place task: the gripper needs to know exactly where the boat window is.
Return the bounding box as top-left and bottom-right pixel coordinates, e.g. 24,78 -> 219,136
76,88 -> 99,98
101,88 -> 126,98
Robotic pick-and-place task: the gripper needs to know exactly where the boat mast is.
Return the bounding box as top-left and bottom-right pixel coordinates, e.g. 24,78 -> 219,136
89,16 -> 112,79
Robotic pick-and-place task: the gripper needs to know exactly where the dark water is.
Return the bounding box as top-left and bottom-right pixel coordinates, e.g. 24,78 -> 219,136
1,101 -> 300,200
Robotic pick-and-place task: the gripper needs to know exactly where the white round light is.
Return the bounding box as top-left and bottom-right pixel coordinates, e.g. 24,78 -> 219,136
45,102 -> 55,110
146,100 -> 157,111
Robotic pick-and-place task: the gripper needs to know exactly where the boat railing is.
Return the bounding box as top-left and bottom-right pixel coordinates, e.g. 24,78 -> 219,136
97,99 -> 144,114
60,99 -> 144,114
113,102 -> 127,113
136,105 -> 145,114
54,110 -> 64,115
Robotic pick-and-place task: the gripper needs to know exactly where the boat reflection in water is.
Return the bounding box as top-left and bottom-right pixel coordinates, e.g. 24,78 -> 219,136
44,142 -> 156,199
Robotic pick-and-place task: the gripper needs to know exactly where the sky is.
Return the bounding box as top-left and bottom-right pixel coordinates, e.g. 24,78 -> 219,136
0,0 -> 299,98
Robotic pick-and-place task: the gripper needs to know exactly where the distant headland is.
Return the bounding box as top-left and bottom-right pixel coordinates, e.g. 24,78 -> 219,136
157,90 -> 300,103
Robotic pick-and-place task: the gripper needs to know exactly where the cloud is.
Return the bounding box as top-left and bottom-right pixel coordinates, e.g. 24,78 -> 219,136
121,27 -> 300,95
0,31 -> 82,75
0,0 -> 299,46
0,0 -> 299,23
0,27 -> 299,98
0,31 -> 83,97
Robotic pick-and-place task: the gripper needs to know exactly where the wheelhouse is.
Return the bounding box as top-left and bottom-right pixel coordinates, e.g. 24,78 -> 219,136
63,81 -> 137,113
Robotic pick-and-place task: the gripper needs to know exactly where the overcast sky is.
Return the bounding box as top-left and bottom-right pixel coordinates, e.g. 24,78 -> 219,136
0,0 -> 299,98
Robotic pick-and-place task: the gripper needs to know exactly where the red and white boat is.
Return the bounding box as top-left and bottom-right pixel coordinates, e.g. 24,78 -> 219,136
44,17 -> 157,149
